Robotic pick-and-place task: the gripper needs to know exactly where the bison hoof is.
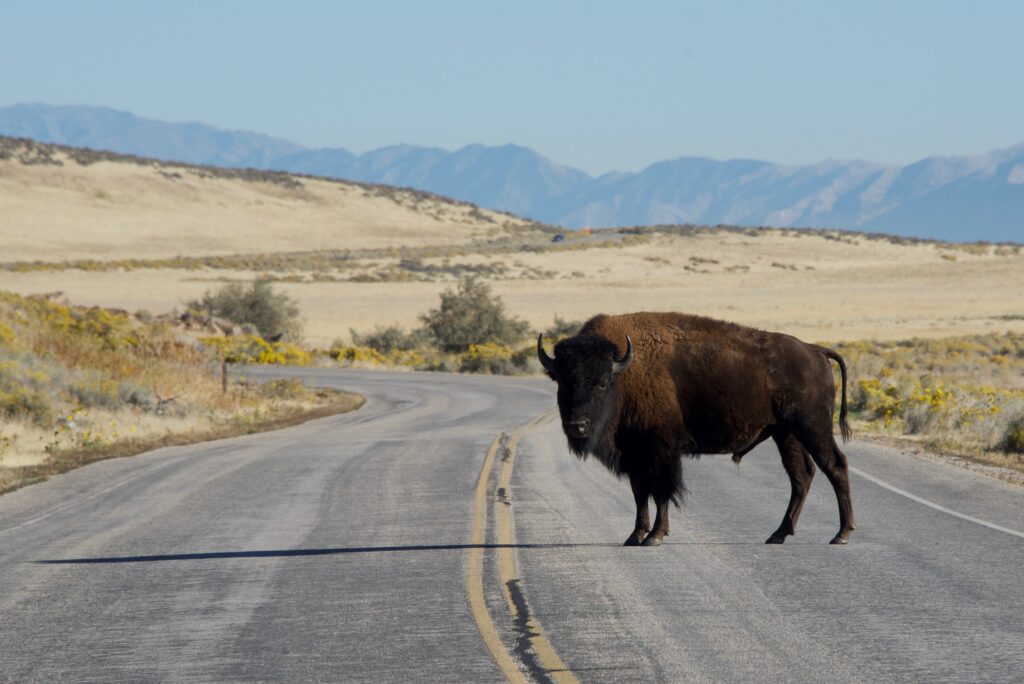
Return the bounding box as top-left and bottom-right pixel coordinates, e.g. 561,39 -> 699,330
765,533 -> 788,544
623,531 -> 648,546
829,533 -> 850,545
640,534 -> 664,547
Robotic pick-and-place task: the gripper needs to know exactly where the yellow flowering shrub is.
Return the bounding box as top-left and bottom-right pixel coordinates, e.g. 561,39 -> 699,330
457,342 -> 533,374
0,322 -> 14,346
200,335 -> 312,366
387,349 -> 426,367
0,291 -> 207,425
834,332 -> 1024,455
329,345 -> 389,365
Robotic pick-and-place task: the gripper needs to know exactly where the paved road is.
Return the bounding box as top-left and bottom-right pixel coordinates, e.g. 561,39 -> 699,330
1,368 -> 1022,682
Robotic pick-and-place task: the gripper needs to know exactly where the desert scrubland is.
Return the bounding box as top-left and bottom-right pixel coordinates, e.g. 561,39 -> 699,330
1,137 -> 1023,483
4,229 -> 1023,347
3,137 -> 1022,345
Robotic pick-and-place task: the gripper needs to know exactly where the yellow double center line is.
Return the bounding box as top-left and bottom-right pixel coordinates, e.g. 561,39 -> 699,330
467,412 -> 579,684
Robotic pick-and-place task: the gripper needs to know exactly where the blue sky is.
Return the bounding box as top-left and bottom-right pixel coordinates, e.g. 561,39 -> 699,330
2,1 -> 1022,174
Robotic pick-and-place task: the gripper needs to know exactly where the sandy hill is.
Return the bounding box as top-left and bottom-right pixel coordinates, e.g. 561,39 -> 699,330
4,104 -> 1023,242
0,136 -> 544,263
1,136 -> 1022,347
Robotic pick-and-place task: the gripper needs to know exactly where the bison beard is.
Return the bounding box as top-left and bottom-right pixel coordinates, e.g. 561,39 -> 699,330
538,312 -> 855,547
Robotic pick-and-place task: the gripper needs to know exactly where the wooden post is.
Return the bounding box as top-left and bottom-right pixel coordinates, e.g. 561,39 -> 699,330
221,357 -> 228,394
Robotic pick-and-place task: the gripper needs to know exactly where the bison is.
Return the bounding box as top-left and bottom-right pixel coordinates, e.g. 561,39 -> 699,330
537,312 -> 855,546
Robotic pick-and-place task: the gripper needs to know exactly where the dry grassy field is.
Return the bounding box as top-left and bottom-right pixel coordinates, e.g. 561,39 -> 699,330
2,138 -> 1023,476
0,290 -> 363,491
2,228 -> 1022,347
3,138 -> 1022,346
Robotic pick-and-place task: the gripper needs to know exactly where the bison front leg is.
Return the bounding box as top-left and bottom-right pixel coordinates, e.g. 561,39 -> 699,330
642,499 -> 670,546
624,473 -> 651,546
641,457 -> 681,547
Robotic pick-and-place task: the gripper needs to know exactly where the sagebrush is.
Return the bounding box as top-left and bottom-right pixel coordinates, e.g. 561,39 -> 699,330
0,290 -> 357,493
419,277 -> 530,352
187,280 -> 302,340
835,333 -> 1024,465
349,325 -> 431,353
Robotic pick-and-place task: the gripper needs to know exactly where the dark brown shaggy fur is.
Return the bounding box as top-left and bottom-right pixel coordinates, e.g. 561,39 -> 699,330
540,311 -> 855,546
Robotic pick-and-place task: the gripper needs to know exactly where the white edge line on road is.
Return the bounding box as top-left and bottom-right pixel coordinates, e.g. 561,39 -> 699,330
850,466 -> 1024,540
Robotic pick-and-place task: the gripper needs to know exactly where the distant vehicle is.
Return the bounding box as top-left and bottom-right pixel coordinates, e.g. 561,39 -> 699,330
552,234 -> 565,243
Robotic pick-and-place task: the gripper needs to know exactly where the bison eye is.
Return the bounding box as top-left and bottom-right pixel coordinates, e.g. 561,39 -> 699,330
596,381 -> 608,390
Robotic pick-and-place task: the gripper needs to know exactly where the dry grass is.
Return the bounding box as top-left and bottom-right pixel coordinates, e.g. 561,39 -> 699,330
4,139 -> 1022,345
0,291 -> 362,493
3,138 -> 1023,478
4,229 -> 1021,346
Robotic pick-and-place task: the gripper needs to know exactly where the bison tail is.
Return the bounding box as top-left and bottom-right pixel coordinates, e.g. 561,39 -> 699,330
821,347 -> 852,443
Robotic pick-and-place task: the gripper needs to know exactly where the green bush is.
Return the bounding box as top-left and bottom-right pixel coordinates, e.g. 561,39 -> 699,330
349,325 -> 431,354
0,351 -> 56,425
0,382 -> 54,426
119,382 -> 159,411
419,277 -> 530,352
999,415 -> 1024,454
187,280 -> 302,340
68,373 -> 122,409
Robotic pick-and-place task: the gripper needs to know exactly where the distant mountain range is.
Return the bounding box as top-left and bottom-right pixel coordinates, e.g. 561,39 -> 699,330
2,103 -> 1022,242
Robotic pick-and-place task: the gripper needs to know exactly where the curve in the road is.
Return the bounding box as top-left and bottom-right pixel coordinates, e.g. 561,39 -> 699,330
2,368 -> 1023,683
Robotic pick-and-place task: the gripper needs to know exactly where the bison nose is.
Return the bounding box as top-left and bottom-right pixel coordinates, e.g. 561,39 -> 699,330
566,419 -> 590,436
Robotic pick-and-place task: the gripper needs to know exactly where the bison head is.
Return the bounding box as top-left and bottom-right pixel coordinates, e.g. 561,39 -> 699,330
538,333 -> 633,455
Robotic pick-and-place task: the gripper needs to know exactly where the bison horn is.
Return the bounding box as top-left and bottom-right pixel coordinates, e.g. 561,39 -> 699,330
537,334 -> 555,373
612,336 -> 633,374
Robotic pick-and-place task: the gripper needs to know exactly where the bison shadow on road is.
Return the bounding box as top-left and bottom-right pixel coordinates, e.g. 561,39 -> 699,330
33,540 -> 775,564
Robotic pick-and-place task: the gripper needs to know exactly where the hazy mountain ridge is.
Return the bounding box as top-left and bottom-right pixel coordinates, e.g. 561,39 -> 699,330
2,103 -> 1021,242
0,103 -> 304,168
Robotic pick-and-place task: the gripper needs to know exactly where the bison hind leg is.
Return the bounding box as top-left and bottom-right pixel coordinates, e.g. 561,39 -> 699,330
795,429 -> 856,544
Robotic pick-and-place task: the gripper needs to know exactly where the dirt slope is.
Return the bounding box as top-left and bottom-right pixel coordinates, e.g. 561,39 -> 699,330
0,136 -> 541,262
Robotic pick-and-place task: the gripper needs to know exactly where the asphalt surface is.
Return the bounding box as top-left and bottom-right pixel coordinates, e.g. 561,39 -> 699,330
1,368 -> 1022,682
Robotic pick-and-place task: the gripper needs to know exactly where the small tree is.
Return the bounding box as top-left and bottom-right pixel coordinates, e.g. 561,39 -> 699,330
188,280 -> 302,340
420,277 -> 530,352
350,324 -> 431,353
